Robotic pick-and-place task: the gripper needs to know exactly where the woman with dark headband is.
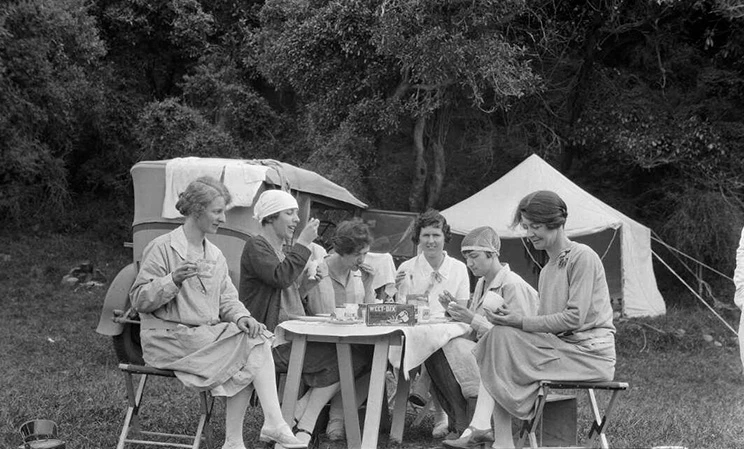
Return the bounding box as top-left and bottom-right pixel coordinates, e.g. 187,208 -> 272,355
445,190 -> 616,449
429,226 -> 538,441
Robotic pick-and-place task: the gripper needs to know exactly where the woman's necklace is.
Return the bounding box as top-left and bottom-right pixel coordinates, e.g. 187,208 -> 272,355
268,240 -> 285,261
187,241 -> 207,293
260,232 -> 286,261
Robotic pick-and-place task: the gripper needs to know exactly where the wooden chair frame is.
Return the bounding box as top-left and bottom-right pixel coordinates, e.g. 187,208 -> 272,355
516,380 -> 629,449
116,364 -> 214,449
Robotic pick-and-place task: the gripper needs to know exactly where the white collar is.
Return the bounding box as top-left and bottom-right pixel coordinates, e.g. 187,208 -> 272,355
415,252 -> 451,279
169,226 -> 212,260
485,263 -> 511,291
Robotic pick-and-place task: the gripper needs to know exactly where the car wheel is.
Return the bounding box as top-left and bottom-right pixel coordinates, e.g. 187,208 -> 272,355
112,322 -> 144,365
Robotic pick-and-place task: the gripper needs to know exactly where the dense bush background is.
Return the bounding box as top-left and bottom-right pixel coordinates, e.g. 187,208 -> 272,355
2,0 -> 744,306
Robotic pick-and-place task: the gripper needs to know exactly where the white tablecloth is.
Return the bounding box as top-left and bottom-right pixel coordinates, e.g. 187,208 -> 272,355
274,320 -> 470,379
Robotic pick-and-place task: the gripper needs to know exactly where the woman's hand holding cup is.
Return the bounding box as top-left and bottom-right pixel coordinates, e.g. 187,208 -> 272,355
297,218 -> 320,246
438,290 -> 455,309
484,305 -> 524,329
172,261 -> 198,287
447,299 -> 475,324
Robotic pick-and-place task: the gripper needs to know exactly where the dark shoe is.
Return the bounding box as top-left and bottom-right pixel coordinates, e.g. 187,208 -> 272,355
441,426 -> 494,448
443,431 -> 460,441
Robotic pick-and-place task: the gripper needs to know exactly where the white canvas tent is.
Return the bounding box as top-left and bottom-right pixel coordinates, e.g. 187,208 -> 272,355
441,154 -> 666,317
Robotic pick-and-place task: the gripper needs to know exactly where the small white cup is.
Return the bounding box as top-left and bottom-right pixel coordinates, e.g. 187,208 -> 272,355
334,307 -> 346,320
196,259 -> 216,278
344,303 -> 359,321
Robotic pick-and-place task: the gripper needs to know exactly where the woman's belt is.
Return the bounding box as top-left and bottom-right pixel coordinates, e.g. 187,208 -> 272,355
558,327 -> 614,343
140,318 -> 196,330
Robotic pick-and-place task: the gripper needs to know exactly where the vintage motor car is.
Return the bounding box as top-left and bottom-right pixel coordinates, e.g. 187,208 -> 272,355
96,157 -> 416,364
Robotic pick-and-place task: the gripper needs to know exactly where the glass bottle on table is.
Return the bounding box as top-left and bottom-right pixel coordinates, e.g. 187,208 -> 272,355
395,270 -> 412,303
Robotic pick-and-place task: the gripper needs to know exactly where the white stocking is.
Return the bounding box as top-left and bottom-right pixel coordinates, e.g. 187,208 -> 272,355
223,387 -> 251,449
470,382 -> 496,430
251,344 -> 286,429
296,383 -> 340,433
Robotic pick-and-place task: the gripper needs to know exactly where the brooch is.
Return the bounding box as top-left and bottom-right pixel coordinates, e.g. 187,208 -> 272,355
557,248 -> 572,269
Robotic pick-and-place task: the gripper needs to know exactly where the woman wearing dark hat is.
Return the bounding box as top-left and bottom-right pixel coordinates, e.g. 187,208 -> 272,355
445,190 -> 616,449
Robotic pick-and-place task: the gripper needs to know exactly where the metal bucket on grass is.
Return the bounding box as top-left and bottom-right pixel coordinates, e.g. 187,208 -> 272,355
18,420 -> 66,449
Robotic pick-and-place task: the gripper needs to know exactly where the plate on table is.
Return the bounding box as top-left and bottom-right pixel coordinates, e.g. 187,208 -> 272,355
420,317 -> 454,324
296,315 -> 333,322
329,318 -> 364,325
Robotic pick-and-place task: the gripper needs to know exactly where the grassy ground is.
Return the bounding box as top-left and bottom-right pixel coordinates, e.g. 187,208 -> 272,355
1,230 -> 743,448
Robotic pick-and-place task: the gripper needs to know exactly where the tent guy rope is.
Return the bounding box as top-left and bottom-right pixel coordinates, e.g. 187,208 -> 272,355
652,250 -> 737,336
651,233 -> 733,282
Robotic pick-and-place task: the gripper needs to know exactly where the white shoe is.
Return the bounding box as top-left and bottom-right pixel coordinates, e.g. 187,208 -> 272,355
326,417 -> 345,441
432,415 -> 450,439
294,391 -> 311,423
259,424 -> 308,448
220,443 -> 246,449
296,430 -> 312,445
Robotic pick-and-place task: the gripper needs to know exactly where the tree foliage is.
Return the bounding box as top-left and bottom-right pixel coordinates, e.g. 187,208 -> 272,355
134,98 -> 240,160
182,62 -> 283,146
0,0 -> 106,221
250,0 -> 540,210
2,0 -> 744,284
506,0 -> 744,280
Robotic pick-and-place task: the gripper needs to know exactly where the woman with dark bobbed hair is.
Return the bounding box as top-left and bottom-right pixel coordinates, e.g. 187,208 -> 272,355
444,190 -> 616,449
130,177 -> 306,449
304,218 -> 376,441
395,209 -> 470,438
307,218 -> 376,313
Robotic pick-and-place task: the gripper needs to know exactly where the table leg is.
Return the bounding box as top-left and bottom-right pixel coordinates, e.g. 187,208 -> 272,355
337,342 -> 361,449
281,336 -> 307,425
390,363 -> 411,444
360,338 -> 391,449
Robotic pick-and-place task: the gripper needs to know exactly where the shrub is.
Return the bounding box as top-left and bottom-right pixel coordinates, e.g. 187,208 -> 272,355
182,63 -> 282,144
134,98 -> 241,160
0,0 -> 106,223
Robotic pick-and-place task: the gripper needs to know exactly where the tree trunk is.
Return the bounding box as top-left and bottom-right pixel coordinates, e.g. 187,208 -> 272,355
562,10 -> 604,172
426,139 -> 445,210
409,115 -> 427,211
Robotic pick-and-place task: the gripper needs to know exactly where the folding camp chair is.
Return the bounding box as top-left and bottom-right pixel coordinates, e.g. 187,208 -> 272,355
116,364 -> 214,449
516,380 -> 629,449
